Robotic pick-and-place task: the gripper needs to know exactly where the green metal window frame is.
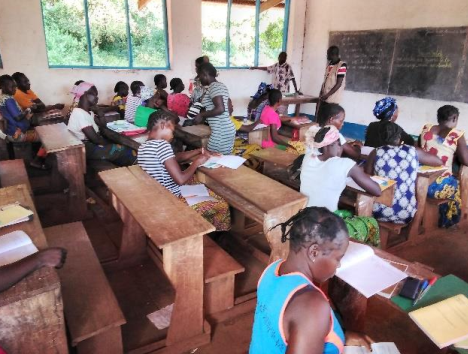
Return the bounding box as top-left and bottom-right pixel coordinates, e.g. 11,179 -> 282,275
205,0 -> 290,69
40,0 -> 170,70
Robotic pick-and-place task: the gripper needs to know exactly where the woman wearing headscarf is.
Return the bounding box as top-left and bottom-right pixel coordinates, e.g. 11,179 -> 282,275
290,125 -> 382,246
67,82 -> 136,166
365,97 -> 415,148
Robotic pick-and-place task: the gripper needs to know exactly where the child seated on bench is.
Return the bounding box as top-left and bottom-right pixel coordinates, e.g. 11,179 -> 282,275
0,74 -> 48,169
250,207 -> 372,354
364,121 -> 441,224
138,110 -> 231,231
111,81 -> 128,119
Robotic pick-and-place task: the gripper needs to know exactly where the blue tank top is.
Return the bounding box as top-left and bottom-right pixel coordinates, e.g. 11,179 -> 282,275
249,260 -> 345,354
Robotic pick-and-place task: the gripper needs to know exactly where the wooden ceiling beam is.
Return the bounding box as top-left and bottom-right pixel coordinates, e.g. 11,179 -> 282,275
138,0 -> 152,10
259,0 -> 283,12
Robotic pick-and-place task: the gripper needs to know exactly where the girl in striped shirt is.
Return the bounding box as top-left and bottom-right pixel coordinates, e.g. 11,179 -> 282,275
138,110 -> 231,231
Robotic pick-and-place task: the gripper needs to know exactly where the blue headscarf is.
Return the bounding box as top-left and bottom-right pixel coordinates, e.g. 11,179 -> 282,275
373,97 -> 398,120
252,82 -> 273,100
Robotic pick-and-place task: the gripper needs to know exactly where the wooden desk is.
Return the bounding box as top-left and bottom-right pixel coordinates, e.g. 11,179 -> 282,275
174,125 -> 211,148
328,246 -> 437,333
0,185 -> 67,353
99,166 -> 215,350
459,165 -> 468,221
196,165 -> 307,263
280,94 -> 319,116
102,126 -> 149,151
281,117 -> 318,141
251,148 -> 395,216
35,123 -> 87,220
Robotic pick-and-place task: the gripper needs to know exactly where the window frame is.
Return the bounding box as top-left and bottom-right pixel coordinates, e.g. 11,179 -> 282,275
40,0 -> 170,70
203,0 -> 291,69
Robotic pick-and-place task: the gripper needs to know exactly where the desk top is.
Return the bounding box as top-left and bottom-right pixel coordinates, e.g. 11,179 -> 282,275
102,127 -> 148,150
99,166 -> 215,248
251,148 -> 297,167
177,124 -> 211,138
198,165 -> 306,215
35,123 -> 83,153
0,185 -> 60,306
280,94 -> 319,105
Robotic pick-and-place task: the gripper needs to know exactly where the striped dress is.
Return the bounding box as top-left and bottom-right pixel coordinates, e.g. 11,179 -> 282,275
201,81 -> 236,155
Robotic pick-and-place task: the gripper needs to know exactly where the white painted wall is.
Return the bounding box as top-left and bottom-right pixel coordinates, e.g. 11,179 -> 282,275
0,0 -> 306,116
301,0 -> 468,135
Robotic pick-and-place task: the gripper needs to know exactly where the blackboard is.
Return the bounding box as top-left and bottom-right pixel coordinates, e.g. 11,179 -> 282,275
329,27 -> 468,103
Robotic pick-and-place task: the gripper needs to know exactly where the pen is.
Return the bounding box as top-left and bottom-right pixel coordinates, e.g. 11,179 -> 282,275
413,277 -> 438,306
412,280 -> 428,306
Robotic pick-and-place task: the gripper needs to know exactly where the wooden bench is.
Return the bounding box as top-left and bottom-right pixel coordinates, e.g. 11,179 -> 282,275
35,123 -> 87,220
99,165 -> 215,353
204,236 -> 245,315
422,198 -> 451,233
45,222 -> 126,354
0,185 -> 67,354
0,159 -> 32,192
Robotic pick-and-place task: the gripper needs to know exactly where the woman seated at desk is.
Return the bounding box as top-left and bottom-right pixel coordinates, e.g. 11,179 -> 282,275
290,125 -> 382,245
365,121 -> 441,225
250,207 -> 372,354
316,103 -> 361,160
419,105 -> 468,228
67,82 -> 136,166
138,110 -> 231,231
365,97 -> 415,148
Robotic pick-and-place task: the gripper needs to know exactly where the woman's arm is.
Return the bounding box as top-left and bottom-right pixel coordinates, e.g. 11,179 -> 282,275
348,165 -> 382,197
456,135 -> 468,166
175,148 -> 202,163
285,290 -> 331,354
164,154 -> 209,186
249,66 -> 268,71
416,147 -> 443,166
82,126 -> 107,145
364,149 -> 377,175
201,96 -> 225,119
238,120 -> 260,133
270,124 -> 293,148
342,142 -> 361,160
401,130 -> 416,146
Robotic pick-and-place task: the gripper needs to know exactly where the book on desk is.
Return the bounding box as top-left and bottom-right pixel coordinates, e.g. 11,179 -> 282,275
0,230 -> 38,266
0,203 -> 33,229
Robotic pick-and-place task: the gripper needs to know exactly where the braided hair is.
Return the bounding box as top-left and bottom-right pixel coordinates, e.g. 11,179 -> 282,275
316,103 -> 345,126
271,207 -> 348,253
378,120 -> 402,146
147,109 -> 175,131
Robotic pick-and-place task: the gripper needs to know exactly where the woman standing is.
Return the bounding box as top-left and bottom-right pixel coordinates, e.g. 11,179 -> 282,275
419,105 -> 468,227
194,63 -> 236,155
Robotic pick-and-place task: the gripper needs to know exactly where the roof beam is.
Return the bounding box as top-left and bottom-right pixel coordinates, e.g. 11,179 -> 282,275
260,0 -> 283,12
138,0 -> 152,10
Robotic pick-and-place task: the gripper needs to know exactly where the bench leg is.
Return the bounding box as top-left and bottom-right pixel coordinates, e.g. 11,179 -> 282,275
77,326 -> 123,354
379,228 -> 390,250
408,176 -> 429,239
56,148 -> 87,221
164,235 -> 205,346
205,276 -> 235,315
423,203 -> 439,233
355,194 -> 374,217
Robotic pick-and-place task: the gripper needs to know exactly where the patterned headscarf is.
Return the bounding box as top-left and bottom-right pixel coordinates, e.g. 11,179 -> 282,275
305,125 -> 340,156
373,97 -> 398,121
71,82 -> 94,100
251,82 -> 273,99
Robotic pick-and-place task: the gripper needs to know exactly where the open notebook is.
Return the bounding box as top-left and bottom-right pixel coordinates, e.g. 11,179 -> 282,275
344,342 -> 401,354
335,242 -> 407,298
0,230 -> 38,266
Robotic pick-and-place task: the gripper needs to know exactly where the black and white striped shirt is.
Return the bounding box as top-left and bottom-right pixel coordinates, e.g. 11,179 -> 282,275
137,139 -> 180,196
201,81 -> 236,155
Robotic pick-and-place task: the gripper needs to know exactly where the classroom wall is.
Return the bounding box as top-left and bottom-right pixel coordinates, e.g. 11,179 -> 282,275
0,0 -> 306,117
301,0 -> 468,135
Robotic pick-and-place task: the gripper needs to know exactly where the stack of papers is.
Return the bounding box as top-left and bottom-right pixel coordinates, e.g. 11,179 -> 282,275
180,184 -> 215,206
201,155 -> 246,169
409,294 -> 468,348
107,121 -> 146,136
0,230 -> 38,266
336,242 -> 407,298
0,203 -> 33,229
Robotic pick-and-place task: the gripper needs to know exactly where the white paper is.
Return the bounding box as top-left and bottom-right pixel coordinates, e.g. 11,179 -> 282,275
360,146 -> 375,156
344,343 -> 400,354
180,184 -> 209,198
106,121 -> 142,133
336,242 -> 407,298
344,347 -> 368,354
0,230 -> 38,266
185,196 -> 216,207
147,303 -> 174,330
202,155 -> 246,169
253,123 -> 268,131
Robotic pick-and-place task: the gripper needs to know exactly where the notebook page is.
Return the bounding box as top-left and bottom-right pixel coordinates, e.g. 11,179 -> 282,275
180,184 -> 210,198
343,346 -> 368,354
409,295 -> 468,348
0,204 -> 33,227
337,242 -> 375,272
0,231 -> 38,266
185,196 -> 216,207
217,155 -> 246,169
371,342 -> 401,354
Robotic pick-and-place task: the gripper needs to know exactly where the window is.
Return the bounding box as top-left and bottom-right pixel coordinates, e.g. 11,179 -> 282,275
40,0 -> 169,69
202,0 -> 290,68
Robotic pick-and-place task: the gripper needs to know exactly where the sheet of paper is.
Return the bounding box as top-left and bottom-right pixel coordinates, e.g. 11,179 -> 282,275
0,204 -> 33,228
0,230 -> 38,266
343,346 -> 368,354
371,342 -> 401,354
253,123 -> 268,131
338,242 -> 375,271
185,196 -> 216,207
180,184 -> 209,198
409,295 -> 468,348
147,303 -> 174,330
336,243 -> 407,298
455,337 -> 468,349
201,155 -> 246,169
360,146 -> 375,156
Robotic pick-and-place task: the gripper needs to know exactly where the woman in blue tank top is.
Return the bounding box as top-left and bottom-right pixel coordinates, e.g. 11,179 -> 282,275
250,207 -> 373,354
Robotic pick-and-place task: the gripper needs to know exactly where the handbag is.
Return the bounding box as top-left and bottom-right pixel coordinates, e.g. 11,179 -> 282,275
134,106 -> 157,128
187,90 -> 207,120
